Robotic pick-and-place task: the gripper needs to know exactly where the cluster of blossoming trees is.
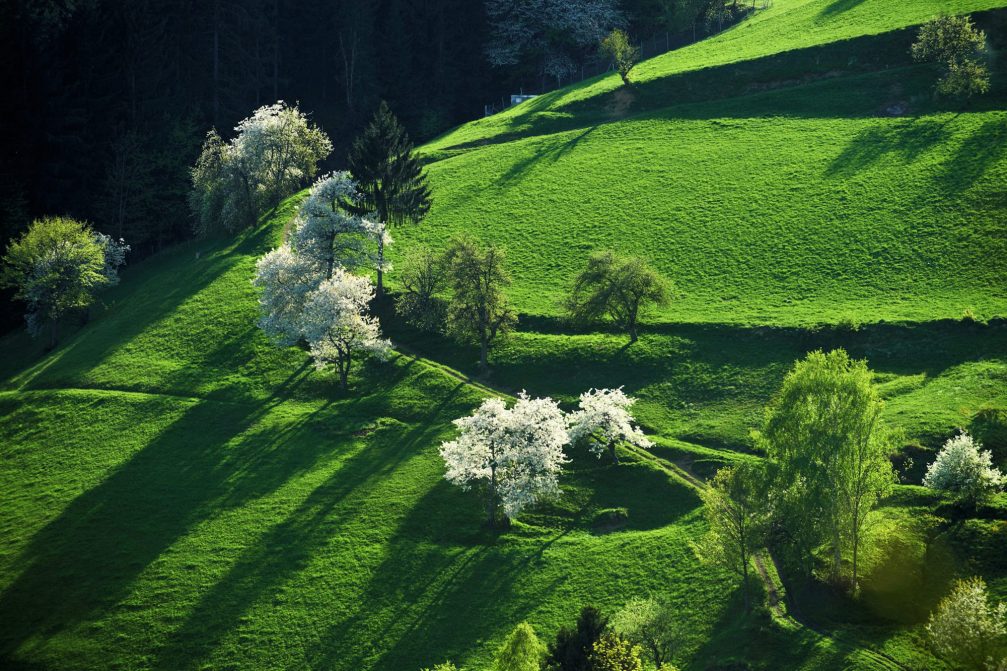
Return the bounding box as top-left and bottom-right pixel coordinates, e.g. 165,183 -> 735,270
441,387 -> 652,527
253,172 -> 392,389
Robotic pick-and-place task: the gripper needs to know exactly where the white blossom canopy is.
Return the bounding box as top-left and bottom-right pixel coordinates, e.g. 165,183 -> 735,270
567,387 -> 652,458
300,268 -> 391,371
252,244 -> 323,345
440,392 -> 570,519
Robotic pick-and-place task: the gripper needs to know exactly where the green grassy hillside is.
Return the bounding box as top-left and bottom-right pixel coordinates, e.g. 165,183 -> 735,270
424,0 -> 1007,152
3,200 -> 1000,671
0,205 -> 728,671
409,105 -> 1007,325
2,0 -> 1007,669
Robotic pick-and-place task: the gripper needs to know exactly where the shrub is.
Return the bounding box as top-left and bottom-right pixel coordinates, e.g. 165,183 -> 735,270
927,577 -> 1006,671
911,15 -> 990,99
923,431 -> 1005,507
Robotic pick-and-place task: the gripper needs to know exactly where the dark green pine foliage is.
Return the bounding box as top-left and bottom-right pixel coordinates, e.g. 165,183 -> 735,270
346,100 -> 432,295
546,605 -> 609,671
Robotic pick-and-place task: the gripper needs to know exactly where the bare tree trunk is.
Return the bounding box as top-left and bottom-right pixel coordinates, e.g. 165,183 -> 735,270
742,550 -> 750,610
375,234 -> 385,297
833,526 -> 842,582
609,440 -> 619,464
852,527 -> 859,593
339,351 -> 351,390
479,335 -> 489,373
49,317 -> 59,349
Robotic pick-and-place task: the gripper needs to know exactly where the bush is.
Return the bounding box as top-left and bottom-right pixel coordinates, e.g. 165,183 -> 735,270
923,431 -> 1005,507
927,577 -> 1006,671
592,508 -> 629,532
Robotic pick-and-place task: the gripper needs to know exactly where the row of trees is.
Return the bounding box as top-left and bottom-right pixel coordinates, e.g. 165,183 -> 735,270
441,387 -> 651,527
430,579 -> 1007,671
426,346 -> 1004,669
429,601 -> 683,671
397,246 -> 672,374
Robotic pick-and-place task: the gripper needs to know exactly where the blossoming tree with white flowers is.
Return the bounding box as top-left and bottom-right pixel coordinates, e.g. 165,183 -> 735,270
923,431 -> 1005,507
292,172 -> 390,280
567,387 -> 652,464
252,245 -> 323,345
440,393 -> 570,527
190,102 -> 332,235
299,269 -> 390,390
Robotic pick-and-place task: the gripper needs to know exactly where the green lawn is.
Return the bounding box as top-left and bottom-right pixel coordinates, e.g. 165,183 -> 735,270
403,105 -> 1007,326
0,205 -> 733,671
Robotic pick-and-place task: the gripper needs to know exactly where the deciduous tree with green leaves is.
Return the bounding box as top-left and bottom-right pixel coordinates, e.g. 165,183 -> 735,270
912,15 -> 989,100
927,577 -> 1006,671
758,349 -> 896,591
690,464 -> 767,609
600,29 -> 640,85
2,216 -> 126,348
589,633 -> 643,671
612,596 -> 679,668
566,250 -> 670,343
444,236 -> 516,373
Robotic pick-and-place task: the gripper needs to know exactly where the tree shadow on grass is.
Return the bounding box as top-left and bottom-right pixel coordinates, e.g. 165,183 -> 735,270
936,117 -> 1007,194
0,358 -> 358,665
310,480 -> 569,671
825,116 -> 957,178
149,381 -> 468,670
818,0 -> 868,17
9,221 -> 278,394
497,125 -> 600,187
307,440 -> 699,670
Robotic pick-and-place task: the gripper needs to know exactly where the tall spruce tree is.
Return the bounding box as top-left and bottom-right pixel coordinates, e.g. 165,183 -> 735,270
346,100 -> 431,296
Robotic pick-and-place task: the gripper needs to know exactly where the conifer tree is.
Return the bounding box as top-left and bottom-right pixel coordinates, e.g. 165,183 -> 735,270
346,100 -> 431,296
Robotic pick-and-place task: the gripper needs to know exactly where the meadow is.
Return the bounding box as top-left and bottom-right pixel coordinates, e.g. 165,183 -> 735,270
1,0 -> 1006,669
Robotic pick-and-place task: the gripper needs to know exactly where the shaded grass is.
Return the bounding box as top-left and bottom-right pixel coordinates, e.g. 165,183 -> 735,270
2,2 -> 1007,667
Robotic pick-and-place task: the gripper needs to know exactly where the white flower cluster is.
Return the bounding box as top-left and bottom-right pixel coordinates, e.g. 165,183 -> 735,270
232,101 -> 332,199
252,176 -> 391,387
923,431 -> 1005,504
301,269 -> 391,372
93,232 -> 130,286
567,386 -> 653,458
253,245 -> 323,346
